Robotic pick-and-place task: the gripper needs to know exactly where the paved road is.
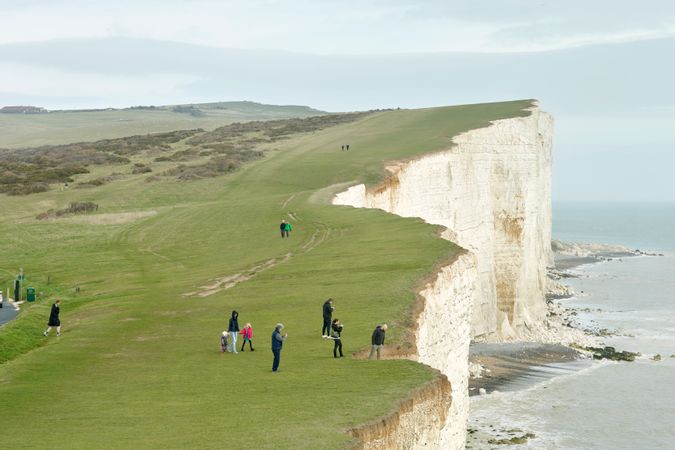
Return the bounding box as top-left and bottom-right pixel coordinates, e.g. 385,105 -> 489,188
0,301 -> 18,326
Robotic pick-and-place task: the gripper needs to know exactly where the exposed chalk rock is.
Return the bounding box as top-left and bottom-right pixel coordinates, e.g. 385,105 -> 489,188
334,106 -> 554,449
335,106 -> 554,341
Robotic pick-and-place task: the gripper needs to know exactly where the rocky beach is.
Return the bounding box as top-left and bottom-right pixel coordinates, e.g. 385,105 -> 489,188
466,200 -> 675,448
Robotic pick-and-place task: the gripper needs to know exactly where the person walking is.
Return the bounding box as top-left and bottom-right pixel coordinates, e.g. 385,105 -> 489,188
331,318 -> 344,358
280,220 -> 287,238
239,322 -> 255,352
283,220 -> 292,237
43,300 -> 62,337
341,145 -> 345,151
228,310 -> 240,354
271,323 -> 288,372
346,144 -> 350,151
322,298 -> 334,337
368,324 -> 387,360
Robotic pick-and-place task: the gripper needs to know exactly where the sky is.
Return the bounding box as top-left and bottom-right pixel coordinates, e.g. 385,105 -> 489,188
1,0 -> 674,201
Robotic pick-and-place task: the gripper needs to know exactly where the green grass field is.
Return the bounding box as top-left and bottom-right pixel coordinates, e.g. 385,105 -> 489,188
0,101 -> 324,148
0,100 -> 531,449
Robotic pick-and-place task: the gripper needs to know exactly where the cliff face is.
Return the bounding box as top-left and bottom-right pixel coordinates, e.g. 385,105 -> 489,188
334,107 -> 553,341
348,376 -> 452,450
334,106 -> 553,448
415,253 -> 476,447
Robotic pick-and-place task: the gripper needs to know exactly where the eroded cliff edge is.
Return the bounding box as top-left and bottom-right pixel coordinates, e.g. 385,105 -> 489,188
334,105 -> 553,449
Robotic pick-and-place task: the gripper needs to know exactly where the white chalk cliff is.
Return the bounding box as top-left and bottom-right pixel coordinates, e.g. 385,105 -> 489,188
333,106 -> 553,449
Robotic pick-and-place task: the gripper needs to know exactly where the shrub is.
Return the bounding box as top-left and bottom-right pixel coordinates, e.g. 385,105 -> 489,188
36,202 -> 99,220
132,164 -> 152,174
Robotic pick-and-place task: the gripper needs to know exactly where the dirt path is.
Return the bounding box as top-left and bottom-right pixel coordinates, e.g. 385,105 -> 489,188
184,253 -> 293,298
184,217 -> 332,298
281,193 -> 296,209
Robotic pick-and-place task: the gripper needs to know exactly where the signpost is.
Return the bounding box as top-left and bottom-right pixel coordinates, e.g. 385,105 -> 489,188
14,268 -> 25,302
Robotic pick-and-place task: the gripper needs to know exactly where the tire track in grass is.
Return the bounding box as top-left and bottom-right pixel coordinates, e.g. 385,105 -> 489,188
184,219 -> 332,297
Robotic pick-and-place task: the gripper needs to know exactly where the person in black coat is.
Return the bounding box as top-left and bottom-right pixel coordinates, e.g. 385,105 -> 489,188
43,300 -> 61,337
228,310 -> 240,354
331,318 -> 344,358
368,324 -> 387,360
322,298 -> 334,337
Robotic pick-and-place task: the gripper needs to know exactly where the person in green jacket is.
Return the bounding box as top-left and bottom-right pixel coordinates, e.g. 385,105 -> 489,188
283,220 -> 293,237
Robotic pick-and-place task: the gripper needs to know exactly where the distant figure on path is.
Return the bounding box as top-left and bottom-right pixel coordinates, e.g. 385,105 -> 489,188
43,300 -> 61,337
346,144 -> 350,151
341,145 -> 345,151
368,324 -> 387,360
271,323 -> 288,372
220,331 -> 230,354
331,318 -> 344,358
280,220 -> 288,238
239,322 -> 255,351
322,298 -> 334,337
284,220 -> 293,237
228,310 -> 240,354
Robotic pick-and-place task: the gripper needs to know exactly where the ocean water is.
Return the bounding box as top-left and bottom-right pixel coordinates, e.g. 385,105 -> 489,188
553,201 -> 675,252
469,202 -> 675,449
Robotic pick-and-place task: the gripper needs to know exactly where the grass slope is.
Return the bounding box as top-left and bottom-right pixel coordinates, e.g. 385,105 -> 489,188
0,101 -> 325,149
0,100 -> 531,449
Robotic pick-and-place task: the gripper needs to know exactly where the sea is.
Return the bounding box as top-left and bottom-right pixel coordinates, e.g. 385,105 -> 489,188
469,202 -> 675,449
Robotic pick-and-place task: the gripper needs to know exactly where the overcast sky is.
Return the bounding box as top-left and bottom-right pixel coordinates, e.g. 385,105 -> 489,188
1,0 -> 674,201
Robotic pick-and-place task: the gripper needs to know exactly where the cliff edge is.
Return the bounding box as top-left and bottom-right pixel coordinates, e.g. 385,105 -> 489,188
334,105 -> 553,448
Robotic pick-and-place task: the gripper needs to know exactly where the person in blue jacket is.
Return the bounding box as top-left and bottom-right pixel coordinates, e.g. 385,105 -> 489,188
271,323 -> 288,372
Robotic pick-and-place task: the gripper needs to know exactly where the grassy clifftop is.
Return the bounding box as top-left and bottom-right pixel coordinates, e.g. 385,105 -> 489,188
0,100 -> 531,449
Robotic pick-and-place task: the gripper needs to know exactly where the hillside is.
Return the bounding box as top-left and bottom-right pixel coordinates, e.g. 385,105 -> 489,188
0,101 -> 325,148
0,100 -> 531,449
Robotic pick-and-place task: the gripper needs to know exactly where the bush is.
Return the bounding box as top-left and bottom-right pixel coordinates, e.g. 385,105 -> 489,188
76,175 -> 116,189
1,182 -> 50,196
132,163 -> 152,174
36,202 -> 99,220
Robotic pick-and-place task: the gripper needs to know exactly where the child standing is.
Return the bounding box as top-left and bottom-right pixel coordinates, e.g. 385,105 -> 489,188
331,318 -> 344,358
239,322 -> 255,351
220,331 -> 230,354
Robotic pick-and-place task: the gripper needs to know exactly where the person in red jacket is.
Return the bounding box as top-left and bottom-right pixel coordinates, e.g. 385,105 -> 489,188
239,322 -> 255,352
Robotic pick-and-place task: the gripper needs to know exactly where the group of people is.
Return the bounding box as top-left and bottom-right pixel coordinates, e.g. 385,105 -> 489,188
219,313 -> 288,373
279,220 -> 293,238
321,298 -> 344,358
218,298 -> 388,373
340,144 -> 351,151
220,310 -> 255,354
41,280 -> 385,374
321,298 -> 388,360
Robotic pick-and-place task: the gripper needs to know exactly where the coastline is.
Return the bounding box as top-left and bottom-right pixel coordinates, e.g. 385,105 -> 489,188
465,241 -> 629,398
468,342 -> 585,396
466,240 -> 670,448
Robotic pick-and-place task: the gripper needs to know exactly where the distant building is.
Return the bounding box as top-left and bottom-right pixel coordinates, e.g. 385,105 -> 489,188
0,106 -> 48,114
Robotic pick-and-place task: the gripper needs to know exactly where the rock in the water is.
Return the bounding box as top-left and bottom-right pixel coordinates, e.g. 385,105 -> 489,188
488,433 -> 536,445
651,354 -> 662,361
585,346 -> 638,362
